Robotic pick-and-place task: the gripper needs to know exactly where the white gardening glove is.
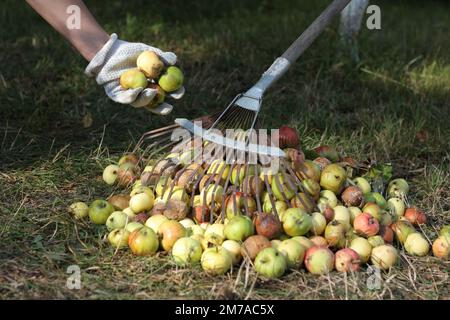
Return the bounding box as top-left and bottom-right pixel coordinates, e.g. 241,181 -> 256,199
85,33 -> 185,115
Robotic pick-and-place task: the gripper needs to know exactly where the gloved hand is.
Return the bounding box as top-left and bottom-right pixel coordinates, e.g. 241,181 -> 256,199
85,33 -> 185,115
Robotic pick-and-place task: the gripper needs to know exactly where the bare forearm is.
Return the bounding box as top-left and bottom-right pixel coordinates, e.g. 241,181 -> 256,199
26,0 -> 109,61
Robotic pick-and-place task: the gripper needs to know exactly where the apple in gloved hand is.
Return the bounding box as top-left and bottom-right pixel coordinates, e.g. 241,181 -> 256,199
146,84 -> 166,108
120,68 -> 147,89
158,66 -> 184,92
137,51 -> 164,79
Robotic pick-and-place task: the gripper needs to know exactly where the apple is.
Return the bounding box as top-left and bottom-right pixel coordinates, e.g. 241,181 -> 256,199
387,198 -> 405,217
349,237 -> 372,263
118,154 -> 139,166
313,157 -> 331,170
263,200 -> 288,216
304,246 -> 335,275
103,164 -> 120,185
277,239 -> 306,268
365,192 -> 386,209
172,237 -> 203,266
179,218 -> 195,230
120,68 -> 147,89
310,236 -> 328,247
192,205 -> 211,224
380,212 -> 393,227
362,202 -> 382,221
348,206 -> 362,224
432,236 -> 449,259
335,248 -> 360,272
163,199 -> 188,221
130,185 -> 154,198
320,164 -> 346,194
254,212 -> 282,239
310,212 -> 326,236
230,165 -> 257,186
128,226 -> 159,255
145,214 -> 169,233
291,236 -> 314,250
201,247 -> 232,275
224,215 -> 254,242
129,192 -> 154,213
158,220 -> 187,251
204,223 -> 226,246
370,245 -> 398,270
387,178 -> 409,198
353,213 -> 379,237
297,160 -> 321,182
341,186 -> 364,207
391,220 -> 416,244
162,186 -> 189,204
314,145 -> 339,162
88,200 -> 114,224
353,177 -> 371,194
254,248 -> 287,278
68,201 -> 89,219
290,193 -> 315,213
199,174 -> 222,192
404,207 -> 427,226
200,185 -> 224,210
117,163 -> 138,187
285,148 -> 305,171
225,192 -> 256,219
302,179 -> 321,199
324,220 -> 346,248
155,176 -> 172,197
404,233 -> 430,256
278,125 -> 300,149
270,239 -> 282,250
200,222 -> 210,230
318,190 -> 338,208
320,206 -> 335,223
241,175 -> 264,197
106,211 -> 129,231
158,66 -> 184,92
241,235 -> 271,261
271,173 -> 295,201
332,206 -> 351,230
379,225 -> 394,243
125,221 -> 144,233
367,235 -> 385,247
134,212 -> 149,224
440,226 -> 450,238
191,234 -> 209,251
136,51 -> 164,78
190,225 -> 205,236
207,159 -> 230,181
107,228 -> 130,249
108,194 -> 130,211
221,240 -> 242,265
282,208 -> 312,237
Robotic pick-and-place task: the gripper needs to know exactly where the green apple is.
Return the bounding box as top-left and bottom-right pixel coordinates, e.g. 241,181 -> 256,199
106,211 -> 129,231
349,237 -> 372,263
137,51 -> 164,79
129,192 -> 154,213
332,206 -> 351,231
68,201 -> 89,219
230,165 -> 256,185
162,186 -> 189,204
120,68 -> 147,89
404,233 -> 430,256
221,240 -> 242,265
353,177 -> 371,194
125,221 -> 144,233
155,176 -> 172,197
348,206 -> 363,224
179,218 -> 196,230
297,160 -> 321,182
320,164 -> 346,194
118,154 -> 139,166
277,239 -> 306,268
254,247 -> 287,278
370,245 -> 398,270
130,185 -> 154,198
440,225 -> 450,238
102,164 -> 119,185
387,197 -> 405,217
365,192 -> 387,209
201,247 -> 232,275
158,66 -> 184,92
263,200 -> 288,216
302,178 -> 321,198
310,212 -> 327,236
172,237 -> 203,266
107,228 -> 130,249
190,225 -> 205,236
144,214 -> 167,233
281,208 -> 312,237
318,190 -> 338,208
225,192 -> 256,219
224,215 -> 254,242
88,200 -> 114,224
291,236 -> 314,250
200,185 -> 223,209
362,202 -> 382,221
271,173 -> 295,201
324,220 -> 346,248
387,178 -> 409,198
204,223 -> 226,246
314,145 -> 339,162
367,235 -> 385,247
207,159 -> 230,180
123,207 -> 136,219
128,226 -> 159,256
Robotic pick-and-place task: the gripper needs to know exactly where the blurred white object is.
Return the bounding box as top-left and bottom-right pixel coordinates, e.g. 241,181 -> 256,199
339,0 -> 369,62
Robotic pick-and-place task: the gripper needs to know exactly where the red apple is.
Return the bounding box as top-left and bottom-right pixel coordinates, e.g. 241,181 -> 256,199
404,207 -> 427,226
309,236 -> 328,247
278,125 -> 300,149
304,246 -> 335,275
314,145 -> 339,162
341,186 -> 364,207
241,235 -> 271,261
313,157 -> 331,170
379,225 -> 394,243
335,248 -> 360,272
353,213 -> 379,237
254,212 -> 282,240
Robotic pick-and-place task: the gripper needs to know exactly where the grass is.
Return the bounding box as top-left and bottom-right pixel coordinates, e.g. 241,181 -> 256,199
0,0 -> 449,299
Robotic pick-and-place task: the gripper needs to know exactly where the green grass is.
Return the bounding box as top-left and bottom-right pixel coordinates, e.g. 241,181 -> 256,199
0,0 -> 449,299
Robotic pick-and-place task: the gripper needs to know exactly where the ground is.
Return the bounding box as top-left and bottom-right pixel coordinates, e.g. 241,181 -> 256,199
0,0 -> 449,299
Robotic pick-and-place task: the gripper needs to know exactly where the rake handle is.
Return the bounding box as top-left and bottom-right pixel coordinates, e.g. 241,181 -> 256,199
281,0 -> 352,63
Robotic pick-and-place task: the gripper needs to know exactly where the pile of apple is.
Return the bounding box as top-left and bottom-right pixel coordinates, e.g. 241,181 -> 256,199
119,51 -> 184,110
69,126 -> 449,279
